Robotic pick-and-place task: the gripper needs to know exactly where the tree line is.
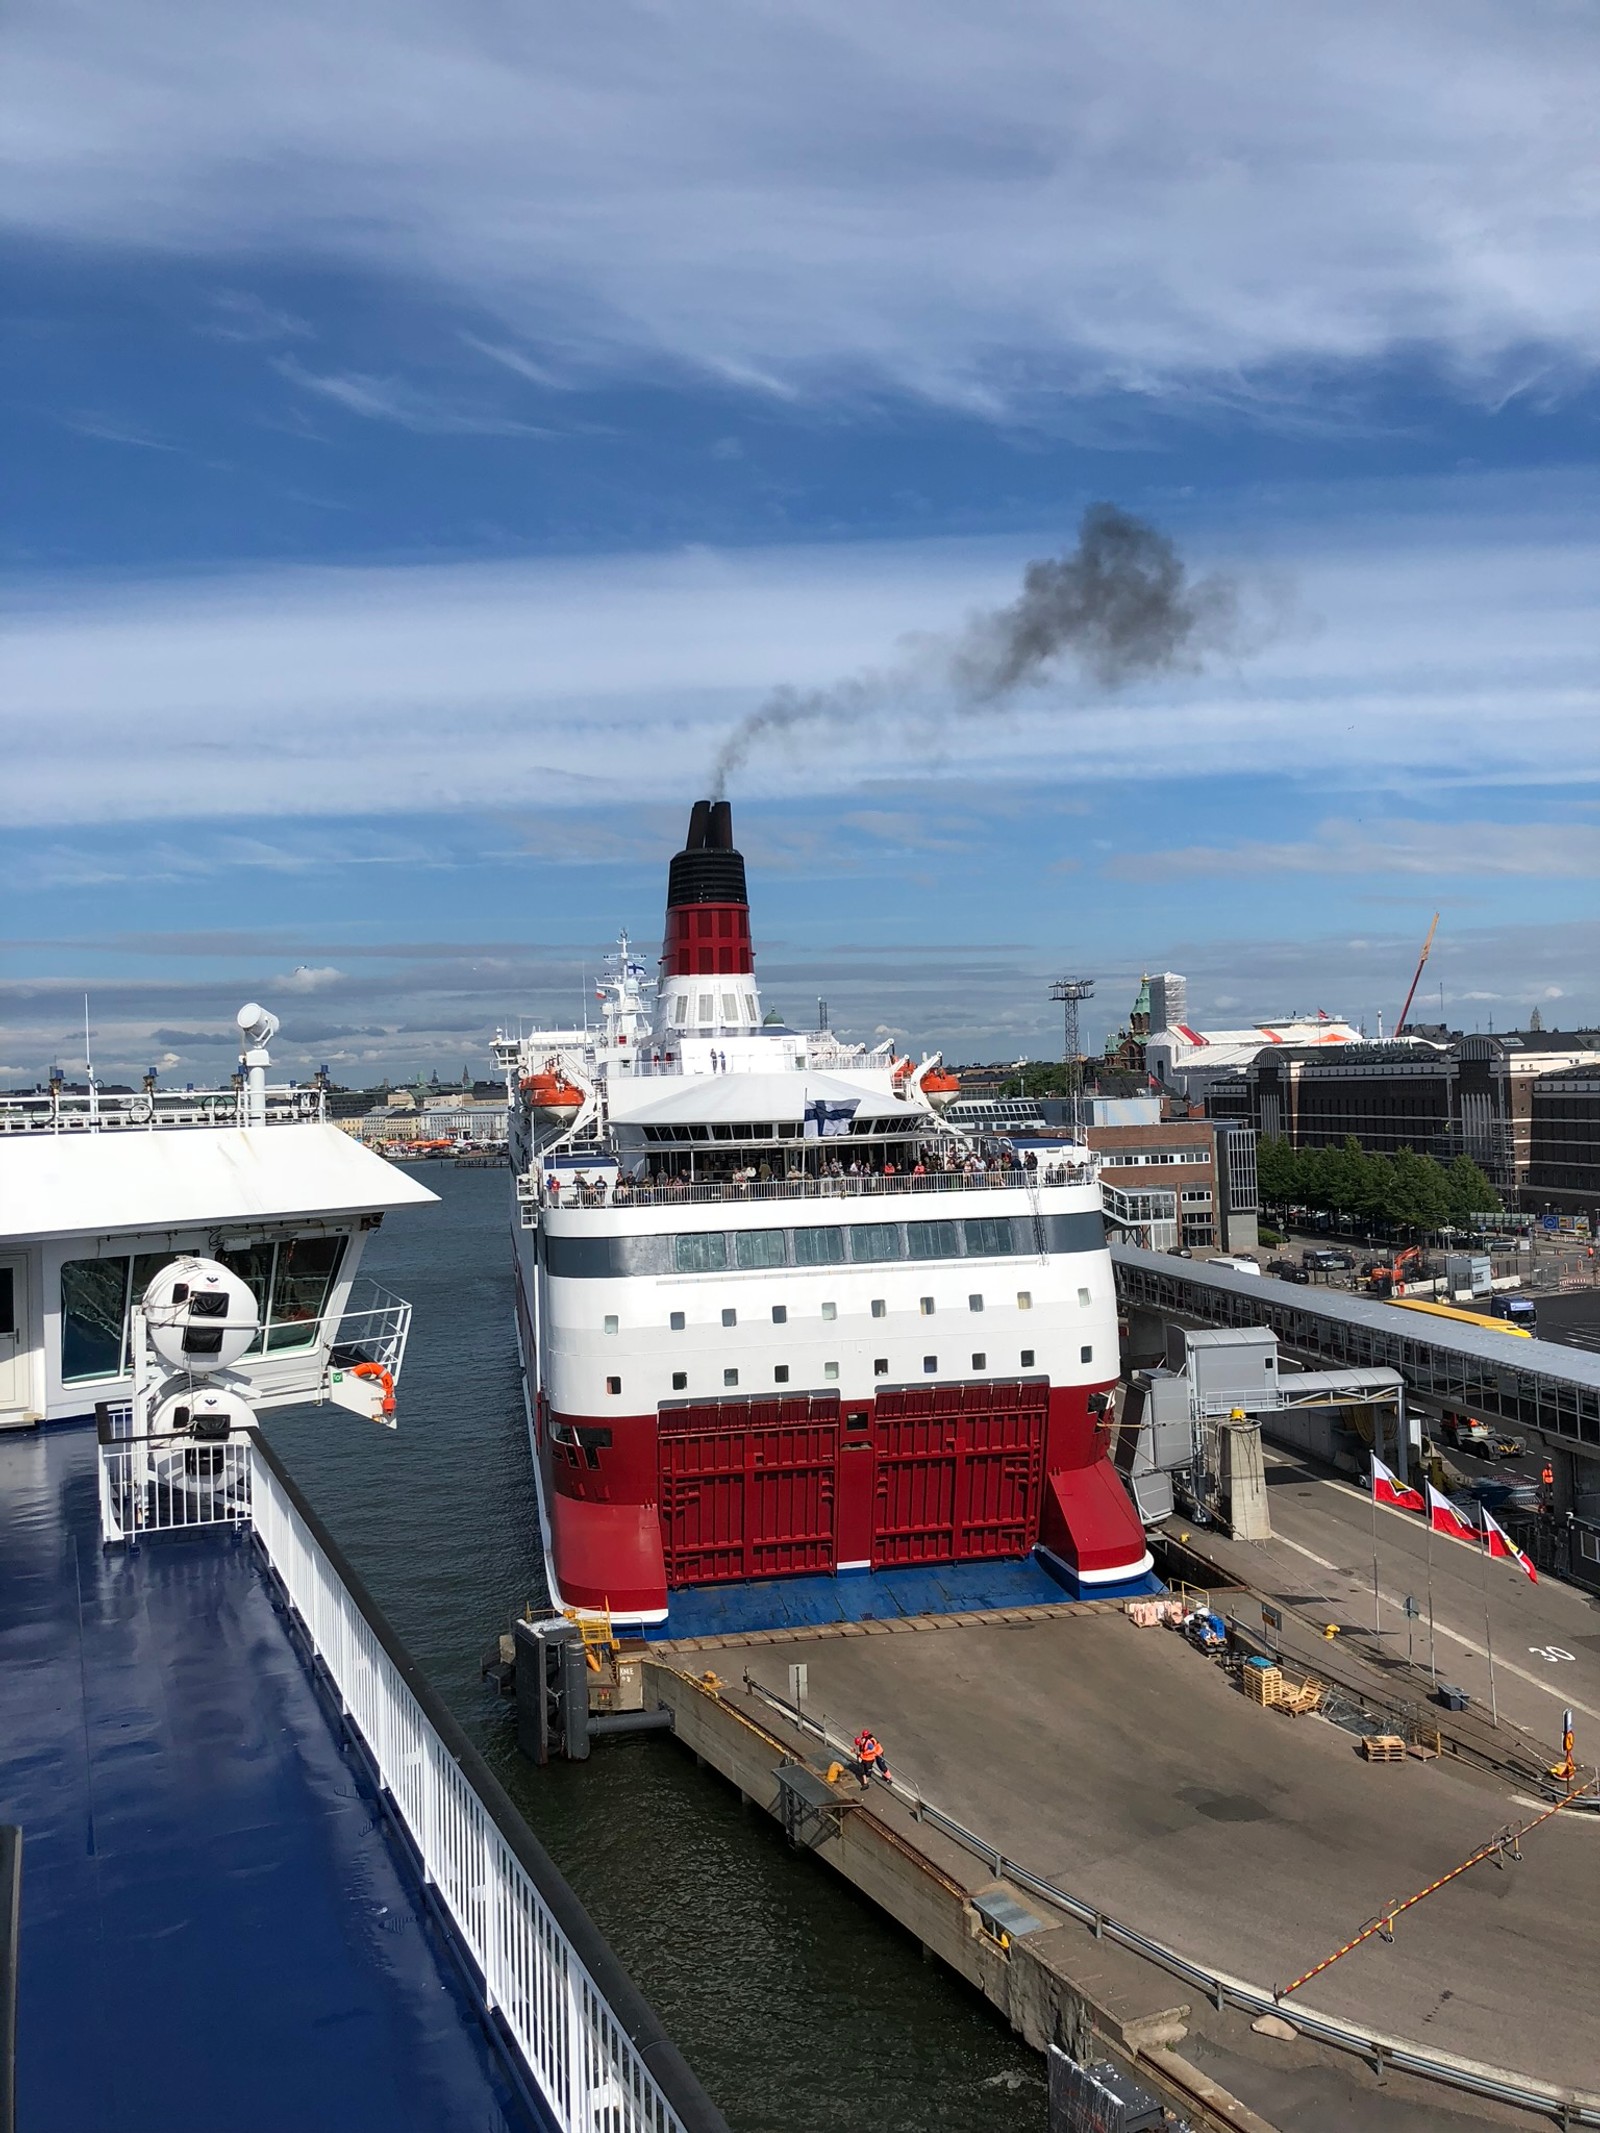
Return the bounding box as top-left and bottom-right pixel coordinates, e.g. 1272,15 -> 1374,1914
1256,1134 -> 1500,1233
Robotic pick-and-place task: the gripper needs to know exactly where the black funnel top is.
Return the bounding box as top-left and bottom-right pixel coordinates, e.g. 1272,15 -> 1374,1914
667,798 -> 747,905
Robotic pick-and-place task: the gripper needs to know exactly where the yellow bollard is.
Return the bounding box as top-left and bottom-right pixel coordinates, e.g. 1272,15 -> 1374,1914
1323,1624 -> 1341,1641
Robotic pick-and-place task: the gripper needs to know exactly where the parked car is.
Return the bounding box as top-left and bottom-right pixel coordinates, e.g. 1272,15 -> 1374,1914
1440,1412 -> 1492,1452
1266,1257 -> 1311,1284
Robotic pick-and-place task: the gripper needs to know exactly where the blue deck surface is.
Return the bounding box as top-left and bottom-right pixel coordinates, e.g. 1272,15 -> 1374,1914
0,1427 -> 538,2133
648,1551 -> 1160,1640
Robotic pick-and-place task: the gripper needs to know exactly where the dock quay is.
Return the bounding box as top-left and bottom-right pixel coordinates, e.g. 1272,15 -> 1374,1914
636,1600 -> 1600,2132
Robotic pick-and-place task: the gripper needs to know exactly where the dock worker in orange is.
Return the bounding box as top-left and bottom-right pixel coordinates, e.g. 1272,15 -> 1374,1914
1542,1462 -> 1555,1490
853,1728 -> 892,1788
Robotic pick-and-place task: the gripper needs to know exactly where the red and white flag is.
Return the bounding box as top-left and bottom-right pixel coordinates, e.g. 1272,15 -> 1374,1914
1426,1481 -> 1479,1543
1484,1509 -> 1538,1583
1370,1454 -> 1424,1513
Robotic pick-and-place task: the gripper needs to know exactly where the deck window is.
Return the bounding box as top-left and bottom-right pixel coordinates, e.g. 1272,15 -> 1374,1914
734,1229 -> 787,1270
60,1259 -> 129,1383
265,1236 -> 345,1352
793,1227 -> 846,1267
674,1232 -> 728,1274
848,1224 -> 901,1263
672,1371 -> 688,1391
906,1221 -> 959,1259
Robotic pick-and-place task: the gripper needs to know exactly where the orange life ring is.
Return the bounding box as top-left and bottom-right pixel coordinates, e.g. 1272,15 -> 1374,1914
351,1362 -> 396,1415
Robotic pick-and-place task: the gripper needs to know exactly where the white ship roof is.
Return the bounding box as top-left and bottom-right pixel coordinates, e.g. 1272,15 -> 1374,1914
0,1122 -> 438,1244
608,1071 -> 915,1129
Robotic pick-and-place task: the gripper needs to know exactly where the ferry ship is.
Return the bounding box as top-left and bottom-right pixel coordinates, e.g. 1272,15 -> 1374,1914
497,801 -> 1154,1630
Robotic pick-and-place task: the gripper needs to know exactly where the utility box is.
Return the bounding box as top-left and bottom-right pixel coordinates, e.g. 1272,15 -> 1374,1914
1446,1254 -> 1492,1298
1167,1324 -> 1278,1407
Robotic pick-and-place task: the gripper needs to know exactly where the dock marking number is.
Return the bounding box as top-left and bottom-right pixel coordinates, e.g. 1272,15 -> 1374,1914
1528,1645 -> 1575,1664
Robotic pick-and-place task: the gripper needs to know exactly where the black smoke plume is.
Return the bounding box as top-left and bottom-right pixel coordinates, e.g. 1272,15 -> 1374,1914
710,502 -> 1243,796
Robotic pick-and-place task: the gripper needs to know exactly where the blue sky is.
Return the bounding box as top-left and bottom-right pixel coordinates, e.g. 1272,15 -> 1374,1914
5,1 -> 1600,1082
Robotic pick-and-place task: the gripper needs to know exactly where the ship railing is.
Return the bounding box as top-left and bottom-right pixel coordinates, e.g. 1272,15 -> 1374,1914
0,1085 -> 326,1133
248,1439 -> 720,2133
95,1405 -> 254,1544
543,1165 -> 1095,1210
92,1418 -> 723,2132
326,1280 -> 412,1381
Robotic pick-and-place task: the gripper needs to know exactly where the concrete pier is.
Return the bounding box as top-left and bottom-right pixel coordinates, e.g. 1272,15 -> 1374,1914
644,1602 -> 1600,2132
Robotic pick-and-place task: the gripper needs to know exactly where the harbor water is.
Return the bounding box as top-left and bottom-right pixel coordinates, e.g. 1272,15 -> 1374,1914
264,1164 -> 1044,2133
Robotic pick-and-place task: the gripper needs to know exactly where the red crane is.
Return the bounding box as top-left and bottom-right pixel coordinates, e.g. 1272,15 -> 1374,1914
1394,913 -> 1440,1036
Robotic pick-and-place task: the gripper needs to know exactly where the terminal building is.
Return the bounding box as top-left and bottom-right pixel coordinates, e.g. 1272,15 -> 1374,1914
1206,1028 -> 1600,1205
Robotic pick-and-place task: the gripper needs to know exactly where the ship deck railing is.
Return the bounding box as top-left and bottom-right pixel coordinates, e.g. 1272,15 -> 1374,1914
85,1420 -> 724,2133
0,1084 -> 327,1132
536,1164 -> 1095,1210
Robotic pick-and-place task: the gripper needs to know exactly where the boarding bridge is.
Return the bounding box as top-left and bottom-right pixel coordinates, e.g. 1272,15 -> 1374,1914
1119,1321 -> 1405,1535
1112,1246 -> 1600,1583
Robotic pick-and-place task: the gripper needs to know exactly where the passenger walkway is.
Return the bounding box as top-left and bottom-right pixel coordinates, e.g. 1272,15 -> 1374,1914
0,1427 -> 534,2133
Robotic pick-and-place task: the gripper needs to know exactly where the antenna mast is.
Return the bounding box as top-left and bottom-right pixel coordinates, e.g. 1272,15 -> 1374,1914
1049,976 -> 1096,1134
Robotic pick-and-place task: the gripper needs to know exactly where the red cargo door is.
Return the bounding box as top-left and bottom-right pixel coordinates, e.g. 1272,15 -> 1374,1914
873,1382 -> 1046,1567
658,1396 -> 838,1587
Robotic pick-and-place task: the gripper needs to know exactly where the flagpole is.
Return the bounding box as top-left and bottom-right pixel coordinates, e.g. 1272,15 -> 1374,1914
1424,1482 -> 1438,1685
1480,1517 -> 1498,1727
1370,1462 -> 1382,1640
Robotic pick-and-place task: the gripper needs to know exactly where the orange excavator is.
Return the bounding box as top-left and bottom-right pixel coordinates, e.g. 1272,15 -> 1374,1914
1366,1245 -> 1423,1298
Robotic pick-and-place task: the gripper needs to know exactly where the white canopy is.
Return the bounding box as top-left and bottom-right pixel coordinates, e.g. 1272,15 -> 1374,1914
0,1123 -> 438,1244
608,1070 -> 914,1130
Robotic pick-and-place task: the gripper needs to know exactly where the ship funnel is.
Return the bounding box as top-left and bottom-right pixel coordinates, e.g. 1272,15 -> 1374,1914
658,800 -> 760,1029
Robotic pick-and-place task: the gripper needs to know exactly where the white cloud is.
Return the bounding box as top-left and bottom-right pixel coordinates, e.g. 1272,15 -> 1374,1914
274,356 -> 557,436
275,964 -> 346,991
3,3 -> 1599,407
3,478 -> 1599,826
1118,818 -> 1600,883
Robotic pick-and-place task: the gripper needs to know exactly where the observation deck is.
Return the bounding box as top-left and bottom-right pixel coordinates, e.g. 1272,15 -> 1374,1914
0,1424 -> 725,2133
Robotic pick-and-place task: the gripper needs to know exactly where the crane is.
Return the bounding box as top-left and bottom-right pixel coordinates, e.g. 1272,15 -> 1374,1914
1394,914 -> 1440,1037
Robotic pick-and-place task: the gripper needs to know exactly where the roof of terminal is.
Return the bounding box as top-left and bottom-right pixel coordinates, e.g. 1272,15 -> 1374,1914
1111,1243 -> 1600,1392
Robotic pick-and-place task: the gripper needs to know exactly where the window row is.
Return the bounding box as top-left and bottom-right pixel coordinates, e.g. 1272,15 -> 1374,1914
617,1347 -> 1050,1395
60,1237 -> 346,1385
545,1210 -> 1104,1279
599,1287 -> 1077,1334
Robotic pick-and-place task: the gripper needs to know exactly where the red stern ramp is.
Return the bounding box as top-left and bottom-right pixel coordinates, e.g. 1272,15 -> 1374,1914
1038,1459 -> 1153,1591
549,1493 -> 668,1620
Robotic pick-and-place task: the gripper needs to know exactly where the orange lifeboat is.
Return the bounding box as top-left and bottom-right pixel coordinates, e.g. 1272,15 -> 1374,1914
919,1067 -> 960,1108
521,1072 -> 584,1117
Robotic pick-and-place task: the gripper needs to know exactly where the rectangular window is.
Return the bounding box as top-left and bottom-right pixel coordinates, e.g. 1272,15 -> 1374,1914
606,1376 -> 622,1396
721,1308 -> 737,1328
824,1361 -> 839,1381
265,1235 -> 344,1353
849,1223 -> 901,1263
1020,1348 -> 1035,1368
972,1352 -> 987,1370
1017,1291 -> 1032,1311
964,1218 -> 1015,1257
906,1221 -> 960,1259
1580,1529 -> 1600,1564
919,1297 -> 936,1316
871,1299 -> 887,1319
671,997 -> 688,1027
724,1368 -> 739,1388
771,1304 -> 787,1324
821,1301 -> 837,1321
603,1315 -> 619,1335
923,1356 -> 937,1374
969,1294 -> 984,1313
218,1242 -> 273,1356
874,1358 -> 888,1375
672,1371 -> 688,1391
60,1258 -> 130,1383
1077,1287 -> 1091,1307
735,1230 -> 787,1270
1081,1345 -> 1094,1364
794,1227 -> 846,1266
674,1232 -> 729,1273
696,994 -> 713,1023
670,1311 -> 686,1331
774,1365 -> 790,1384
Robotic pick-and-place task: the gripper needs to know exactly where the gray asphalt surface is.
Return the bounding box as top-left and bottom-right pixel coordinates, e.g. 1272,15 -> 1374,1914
724,1610 -> 1600,2097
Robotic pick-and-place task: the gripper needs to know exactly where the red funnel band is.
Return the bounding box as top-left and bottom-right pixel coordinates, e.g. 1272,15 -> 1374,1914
663,902 -> 753,977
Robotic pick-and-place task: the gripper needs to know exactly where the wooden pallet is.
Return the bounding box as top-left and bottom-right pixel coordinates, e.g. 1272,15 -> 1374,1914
1242,1665 -> 1285,1707
1360,1734 -> 1407,1762
1279,1679 -> 1324,1717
